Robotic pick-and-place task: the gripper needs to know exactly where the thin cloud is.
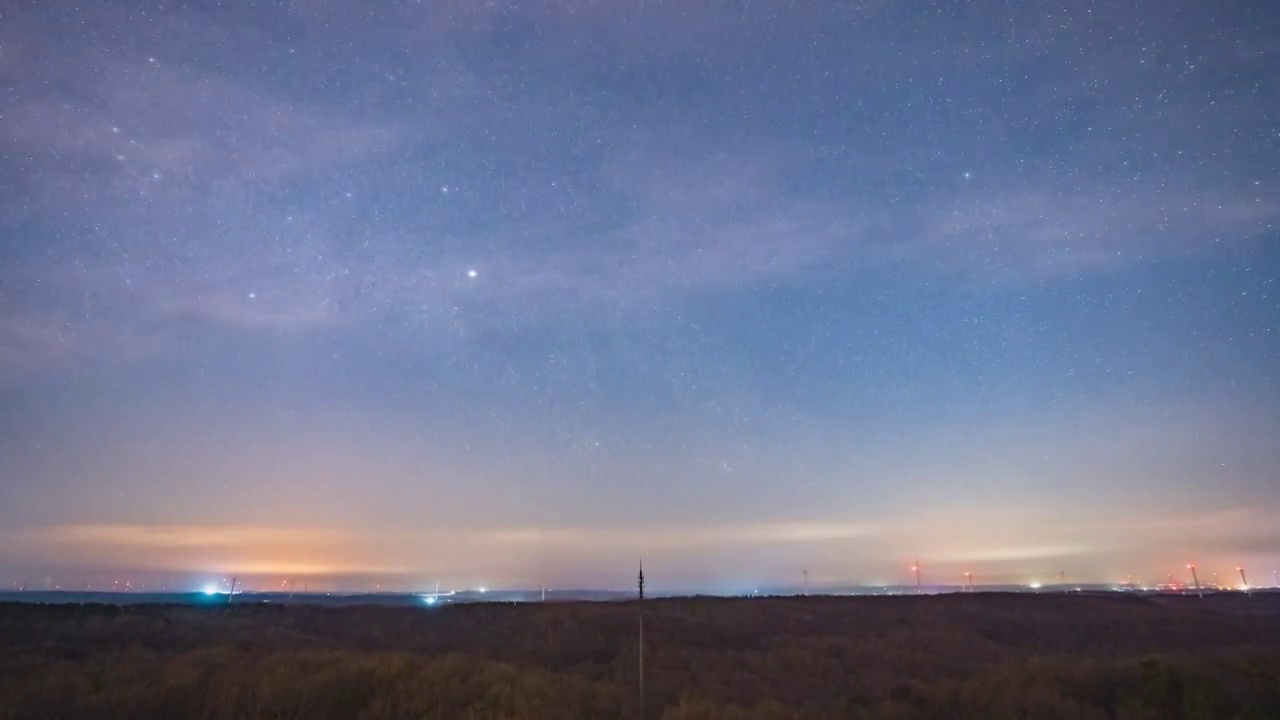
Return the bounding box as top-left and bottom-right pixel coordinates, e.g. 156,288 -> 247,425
9,504 -> 1275,584
0,304 -> 164,380
34,524 -> 358,550
157,286 -> 340,332
914,187 -> 1278,278
482,519 -> 888,551
2,62 -> 404,204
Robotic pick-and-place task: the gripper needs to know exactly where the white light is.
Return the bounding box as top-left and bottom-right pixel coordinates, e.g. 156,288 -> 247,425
478,586 -> 487,593
467,269 -> 478,279
1028,582 -> 1042,590
422,595 -> 438,606
202,585 -> 219,596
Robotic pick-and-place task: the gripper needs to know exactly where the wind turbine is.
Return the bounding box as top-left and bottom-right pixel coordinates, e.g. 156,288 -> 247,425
911,555 -> 921,592
964,572 -> 973,593
1186,564 -> 1202,597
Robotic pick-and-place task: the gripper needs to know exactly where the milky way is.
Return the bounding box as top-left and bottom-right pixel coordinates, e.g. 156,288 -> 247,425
1,0 -> 1277,592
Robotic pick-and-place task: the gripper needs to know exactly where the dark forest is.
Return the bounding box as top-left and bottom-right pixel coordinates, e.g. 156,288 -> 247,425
3,593 -> 1279,719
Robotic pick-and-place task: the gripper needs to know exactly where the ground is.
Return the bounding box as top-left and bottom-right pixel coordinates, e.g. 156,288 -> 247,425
2,593 -> 1278,719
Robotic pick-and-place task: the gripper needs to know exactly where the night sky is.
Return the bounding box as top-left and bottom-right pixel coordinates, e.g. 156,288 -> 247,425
1,0 -> 1277,594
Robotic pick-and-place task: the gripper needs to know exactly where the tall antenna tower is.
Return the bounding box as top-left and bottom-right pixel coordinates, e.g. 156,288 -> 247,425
637,559 -> 645,720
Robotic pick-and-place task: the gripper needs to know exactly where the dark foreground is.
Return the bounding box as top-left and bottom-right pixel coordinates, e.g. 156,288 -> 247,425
2,594 -> 1279,719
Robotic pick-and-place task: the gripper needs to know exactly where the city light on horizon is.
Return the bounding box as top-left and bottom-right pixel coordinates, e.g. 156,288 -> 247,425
7,557 -> 1280,597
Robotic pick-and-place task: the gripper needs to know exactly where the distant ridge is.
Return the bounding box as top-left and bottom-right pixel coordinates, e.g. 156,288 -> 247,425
1,585 -> 1272,607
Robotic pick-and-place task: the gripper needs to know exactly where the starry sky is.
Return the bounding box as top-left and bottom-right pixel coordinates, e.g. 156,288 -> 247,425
1,0 -> 1277,593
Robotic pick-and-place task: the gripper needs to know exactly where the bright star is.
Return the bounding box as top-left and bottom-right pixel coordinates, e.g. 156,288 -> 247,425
467,269 -> 478,279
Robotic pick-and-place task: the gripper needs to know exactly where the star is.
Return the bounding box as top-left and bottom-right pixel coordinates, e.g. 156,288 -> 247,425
467,269 -> 478,279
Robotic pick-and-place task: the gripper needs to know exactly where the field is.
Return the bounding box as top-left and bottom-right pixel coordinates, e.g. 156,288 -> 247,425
2,593 -> 1279,719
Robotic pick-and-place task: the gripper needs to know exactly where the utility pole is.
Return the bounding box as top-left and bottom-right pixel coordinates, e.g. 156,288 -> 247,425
802,567 -> 809,596
1060,570 -> 1067,593
227,577 -> 237,606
